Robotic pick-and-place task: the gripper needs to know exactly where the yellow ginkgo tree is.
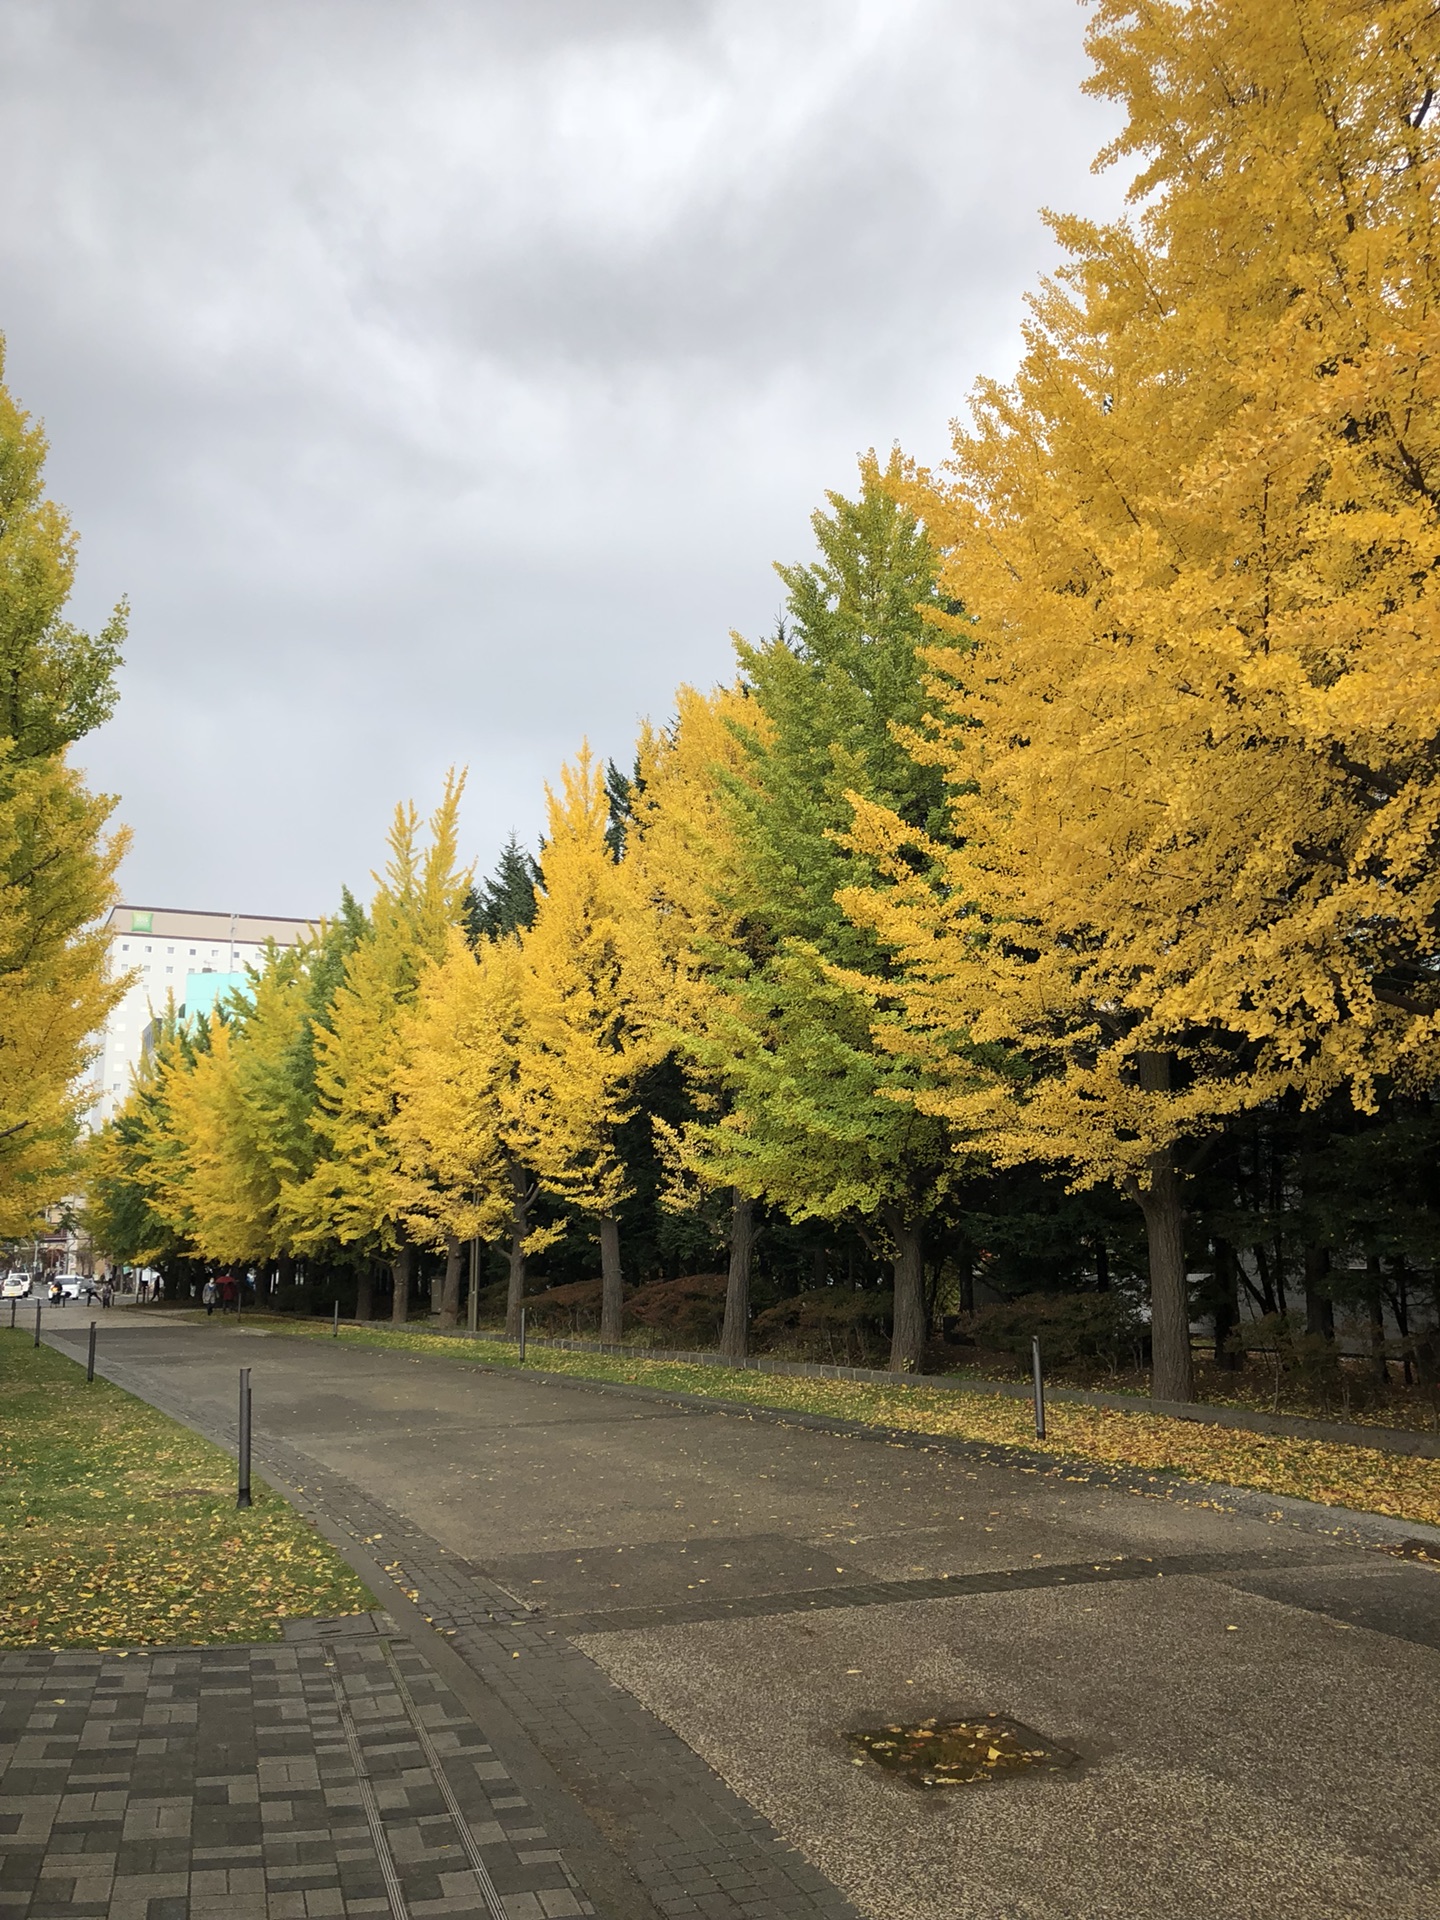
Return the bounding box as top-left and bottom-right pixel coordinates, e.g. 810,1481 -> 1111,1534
847,0 -> 1440,1401
287,775 -> 470,1321
0,346 -> 129,1235
515,745 -> 661,1343
391,927 -> 557,1332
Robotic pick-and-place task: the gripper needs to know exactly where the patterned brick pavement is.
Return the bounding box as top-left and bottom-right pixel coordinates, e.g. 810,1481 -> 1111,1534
5,1336 -> 862,1920
0,1623 -> 591,1920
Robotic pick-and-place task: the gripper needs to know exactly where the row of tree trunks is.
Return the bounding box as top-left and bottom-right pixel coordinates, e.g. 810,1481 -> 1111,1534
719,1190 -> 929,1373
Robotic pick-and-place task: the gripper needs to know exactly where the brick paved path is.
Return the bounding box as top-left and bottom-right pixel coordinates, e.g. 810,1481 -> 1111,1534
0,1622 -> 592,1920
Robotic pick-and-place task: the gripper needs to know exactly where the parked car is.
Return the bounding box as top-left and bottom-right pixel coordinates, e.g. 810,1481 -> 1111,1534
53,1275 -> 94,1302
1,1272 -> 33,1300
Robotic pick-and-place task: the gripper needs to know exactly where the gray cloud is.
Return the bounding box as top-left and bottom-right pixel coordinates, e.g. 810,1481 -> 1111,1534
0,0 -> 1124,915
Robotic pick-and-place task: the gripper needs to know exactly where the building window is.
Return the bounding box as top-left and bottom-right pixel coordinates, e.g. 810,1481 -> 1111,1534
121,943 -> 130,952
145,945 -> 152,954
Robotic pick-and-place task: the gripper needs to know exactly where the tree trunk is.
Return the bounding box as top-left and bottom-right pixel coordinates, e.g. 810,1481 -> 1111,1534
1250,1242 -> 1278,1317
439,1236 -> 463,1329
883,1207 -> 926,1374
1135,1150 -> 1193,1403
599,1215 -> 623,1345
391,1240 -> 415,1326
1303,1245 -> 1335,1339
356,1265 -> 374,1322
1367,1258 -> 1389,1386
1130,1054 -> 1193,1404
505,1157 -> 529,1339
720,1188 -> 754,1362
956,1237 -> 975,1314
1213,1237 -> 1242,1372
1390,1258 -> 1413,1384
1093,1237 -> 1110,1293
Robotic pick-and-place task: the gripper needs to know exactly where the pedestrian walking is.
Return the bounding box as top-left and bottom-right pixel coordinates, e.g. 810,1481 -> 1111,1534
202,1278 -> 218,1317
218,1273 -> 237,1313
100,1280 -> 113,1309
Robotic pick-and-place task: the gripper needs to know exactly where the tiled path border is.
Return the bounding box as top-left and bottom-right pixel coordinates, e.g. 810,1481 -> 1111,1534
0,1626 -> 590,1920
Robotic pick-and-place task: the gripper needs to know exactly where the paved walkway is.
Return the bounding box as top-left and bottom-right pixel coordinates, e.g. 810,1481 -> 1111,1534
0,1624 -> 589,1920
11,1316 -> 1440,1920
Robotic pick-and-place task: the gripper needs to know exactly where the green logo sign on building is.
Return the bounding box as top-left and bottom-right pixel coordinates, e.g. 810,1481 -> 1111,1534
130,910 -> 153,933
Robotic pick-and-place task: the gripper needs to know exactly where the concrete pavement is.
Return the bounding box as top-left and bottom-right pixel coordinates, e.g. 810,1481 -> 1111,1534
32,1314 -> 1440,1920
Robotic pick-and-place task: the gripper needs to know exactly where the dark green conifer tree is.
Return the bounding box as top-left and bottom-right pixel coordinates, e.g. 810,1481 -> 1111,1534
463,836 -> 540,944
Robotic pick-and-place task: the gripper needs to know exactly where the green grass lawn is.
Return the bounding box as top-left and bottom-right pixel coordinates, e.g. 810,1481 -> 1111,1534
243,1313 -> 1440,1534
0,1328 -> 372,1648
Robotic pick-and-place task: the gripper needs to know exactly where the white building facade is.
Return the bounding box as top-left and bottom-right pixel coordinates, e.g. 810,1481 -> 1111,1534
88,905 -> 316,1127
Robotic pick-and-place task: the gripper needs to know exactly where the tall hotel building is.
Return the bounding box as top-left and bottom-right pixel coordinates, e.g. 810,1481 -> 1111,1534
89,905 -> 316,1126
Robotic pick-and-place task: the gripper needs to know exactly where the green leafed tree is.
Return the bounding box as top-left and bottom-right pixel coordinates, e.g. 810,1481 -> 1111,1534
676,456 -> 970,1372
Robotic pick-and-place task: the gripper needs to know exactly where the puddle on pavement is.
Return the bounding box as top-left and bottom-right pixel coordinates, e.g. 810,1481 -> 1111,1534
848,1713 -> 1077,1788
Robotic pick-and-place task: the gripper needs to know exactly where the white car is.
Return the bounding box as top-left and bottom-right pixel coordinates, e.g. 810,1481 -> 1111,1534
1,1272 -> 33,1299
52,1275 -> 93,1302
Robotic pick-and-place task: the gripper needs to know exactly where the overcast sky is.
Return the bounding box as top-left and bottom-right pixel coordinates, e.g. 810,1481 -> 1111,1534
1,0 -> 1124,918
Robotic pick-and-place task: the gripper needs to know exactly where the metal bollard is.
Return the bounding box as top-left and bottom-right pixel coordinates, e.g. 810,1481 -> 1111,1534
8,1299 -> 14,1329
518,1306 -> 527,1364
333,1300 -> 340,1338
1031,1335 -> 1046,1440
34,1301 -> 42,1348
87,1320 -> 97,1383
237,1367 -> 253,1509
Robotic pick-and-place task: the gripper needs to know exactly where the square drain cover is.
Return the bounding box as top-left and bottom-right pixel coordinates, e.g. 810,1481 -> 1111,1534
849,1713 -> 1076,1788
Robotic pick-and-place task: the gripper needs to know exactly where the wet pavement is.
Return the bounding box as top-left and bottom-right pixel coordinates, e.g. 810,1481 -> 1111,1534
17,1312 -> 1440,1920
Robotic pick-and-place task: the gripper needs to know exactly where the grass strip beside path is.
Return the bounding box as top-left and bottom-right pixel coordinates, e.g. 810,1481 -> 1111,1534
0,1328 -> 372,1648
252,1314 -> 1440,1532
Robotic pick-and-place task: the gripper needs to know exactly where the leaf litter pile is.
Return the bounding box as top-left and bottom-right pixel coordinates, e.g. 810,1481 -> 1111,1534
257,1314 -> 1440,1530
0,1329 -> 371,1648
850,1713 -> 1076,1788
